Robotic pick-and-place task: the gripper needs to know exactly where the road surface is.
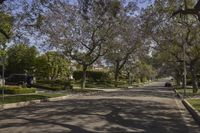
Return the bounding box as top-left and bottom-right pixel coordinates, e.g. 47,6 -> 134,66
0,79 -> 200,133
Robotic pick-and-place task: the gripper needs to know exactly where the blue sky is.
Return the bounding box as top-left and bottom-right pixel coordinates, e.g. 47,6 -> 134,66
138,0 -> 154,8
69,0 -> 154,8
7,0 -> 155,51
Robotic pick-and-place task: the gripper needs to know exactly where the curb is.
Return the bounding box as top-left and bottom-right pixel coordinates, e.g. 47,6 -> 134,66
174,89 -> 200,125
174,89 -> 183,99
182,99 -> 200,125
0,95 -> 70,110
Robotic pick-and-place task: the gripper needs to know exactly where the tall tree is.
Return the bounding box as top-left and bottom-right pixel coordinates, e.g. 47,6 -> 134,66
143,0 -> 200,92
105,24 -> 141,87
0,12 -> 12,46
104,1 -> 141,87
33,0 -> 120,89
36,52 -> 70,80
172,0 -> 200,21
6,44 -> 38,75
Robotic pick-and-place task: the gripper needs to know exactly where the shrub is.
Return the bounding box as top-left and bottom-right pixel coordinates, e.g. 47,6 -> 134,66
32,84 -> 62,91
73,71 -> 109,81
133,78 -> 141,83
141,77 -> 148,83
0,86 -> 36,94
34,79 -> 73,91
0,95 -> 47,104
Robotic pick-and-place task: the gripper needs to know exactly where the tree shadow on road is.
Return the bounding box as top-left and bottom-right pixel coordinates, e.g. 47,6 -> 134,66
89,87 -> 175,99
0,97 -> 191,133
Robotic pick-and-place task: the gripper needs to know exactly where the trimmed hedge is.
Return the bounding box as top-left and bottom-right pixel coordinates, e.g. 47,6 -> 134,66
73,71 -> 109,81
32,84 -> 62,91
0,86 -> 36,94
33,80 -> 73,91
0,95 -> 46,104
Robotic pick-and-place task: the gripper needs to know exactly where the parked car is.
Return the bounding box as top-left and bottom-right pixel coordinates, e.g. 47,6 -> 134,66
165,82 -> 172,87
5,74 -> 35,87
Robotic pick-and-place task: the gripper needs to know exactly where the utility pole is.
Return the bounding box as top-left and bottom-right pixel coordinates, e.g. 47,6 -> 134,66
1,55 -> 5,103
183,42 -> 187,96
1,48 -> 6,104
183,0 -> 188,96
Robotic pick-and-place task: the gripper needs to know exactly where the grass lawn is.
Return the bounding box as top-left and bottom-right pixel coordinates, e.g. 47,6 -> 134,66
36,93 -> 67,98
175,88 -> 200,97
0,93 -> 67,104
70,88 -> 101,93
0,88 -> 102,104
187,98 -> 200,112
72,81 -> 115,88
0,94 -> 46,104
72,80 -> 143,89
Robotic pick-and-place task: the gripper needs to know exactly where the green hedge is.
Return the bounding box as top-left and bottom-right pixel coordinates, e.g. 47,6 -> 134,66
73,71 -> 109,81
33,84 -> 64,91
33,80 -> 73,91
0,86 -> 36,94
0,95 -> 46,104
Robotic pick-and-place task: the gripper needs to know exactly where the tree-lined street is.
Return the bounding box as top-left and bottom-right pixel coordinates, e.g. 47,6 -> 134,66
1,0 -> 200,132
0,80 -> 199,133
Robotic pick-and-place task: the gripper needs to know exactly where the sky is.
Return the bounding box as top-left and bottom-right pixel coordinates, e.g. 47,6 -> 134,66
69,0 -> 154,8
137,0 -> 154,8
4,0 -> 155,52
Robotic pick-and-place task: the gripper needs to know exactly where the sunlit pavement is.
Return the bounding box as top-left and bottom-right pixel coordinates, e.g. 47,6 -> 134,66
0,80 -> 200,133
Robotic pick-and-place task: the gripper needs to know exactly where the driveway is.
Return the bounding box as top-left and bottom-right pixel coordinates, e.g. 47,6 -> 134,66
0,79 -> 199,133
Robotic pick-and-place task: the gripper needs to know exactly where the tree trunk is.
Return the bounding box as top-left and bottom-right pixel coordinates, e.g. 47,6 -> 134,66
190,65 -> 198,93
175,73 -> 181,86
114,62 -> 120,87
176,78 -> 181,86
81,65 -> 87,89
127,72 -> 131,85
182,76 -> 186,89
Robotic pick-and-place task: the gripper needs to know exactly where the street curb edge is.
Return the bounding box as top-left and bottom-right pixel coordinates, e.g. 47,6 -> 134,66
0,95 -> 70,110
174,89 -> 183,99
182,99 -> 200,125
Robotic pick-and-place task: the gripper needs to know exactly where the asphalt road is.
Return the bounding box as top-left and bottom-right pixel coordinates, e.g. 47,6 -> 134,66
0,79 -> 200,133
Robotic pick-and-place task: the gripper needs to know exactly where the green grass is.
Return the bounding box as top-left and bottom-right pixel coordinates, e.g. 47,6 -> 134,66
70,88 -> 101,93
175,88 -> 200,97
33,83 -> 64,91
0,95 -> 46,104
187,98 -> 200,112
72,80 -> 143,89
33,80 -> 73,91
36,93 -> 67,98
0,88 -> 102,104
0,86 -> 36,94
0,93 -> 68,104
72,80 -> 114,88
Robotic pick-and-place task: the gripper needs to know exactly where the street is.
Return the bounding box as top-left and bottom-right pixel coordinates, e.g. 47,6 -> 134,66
0,80 -> 200,133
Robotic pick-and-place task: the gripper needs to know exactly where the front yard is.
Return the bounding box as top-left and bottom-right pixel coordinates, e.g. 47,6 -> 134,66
0,88 -> 103,104
175,88 -> 200,113
0,79 -> 150,105
0,93 -> 66,104
187,98 -> 200,112
175,88 -> 200,97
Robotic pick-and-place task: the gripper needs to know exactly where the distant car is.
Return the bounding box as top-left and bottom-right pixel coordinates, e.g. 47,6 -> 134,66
165,82 -> 172,87
5,74 -> 35,87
